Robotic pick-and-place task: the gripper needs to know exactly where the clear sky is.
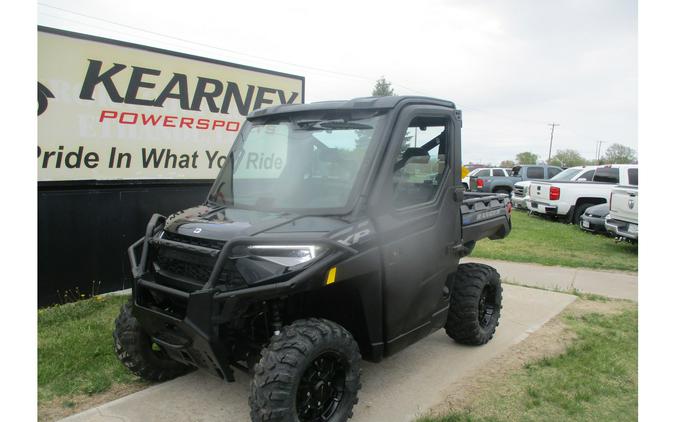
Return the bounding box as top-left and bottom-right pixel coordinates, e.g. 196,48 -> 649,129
37,0 -> 637,165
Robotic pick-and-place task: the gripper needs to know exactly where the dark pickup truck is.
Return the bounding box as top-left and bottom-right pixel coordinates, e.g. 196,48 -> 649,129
470,164 -> 563,194
115,96 -> 512,422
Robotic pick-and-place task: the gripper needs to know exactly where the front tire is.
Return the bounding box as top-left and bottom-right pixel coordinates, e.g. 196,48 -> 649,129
113,301 -> 192,382
446,263 -> 503,345
250,318 -> 361,422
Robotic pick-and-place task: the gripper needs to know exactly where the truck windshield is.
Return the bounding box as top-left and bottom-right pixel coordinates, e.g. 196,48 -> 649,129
550,168 -> 582,181
208,113 -> 384,212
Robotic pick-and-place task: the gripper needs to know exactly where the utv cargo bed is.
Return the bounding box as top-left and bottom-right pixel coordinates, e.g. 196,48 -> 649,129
461,192 -> 511,243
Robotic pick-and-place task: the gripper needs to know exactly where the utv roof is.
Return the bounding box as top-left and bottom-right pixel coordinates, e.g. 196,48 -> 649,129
248,95 -> 456,119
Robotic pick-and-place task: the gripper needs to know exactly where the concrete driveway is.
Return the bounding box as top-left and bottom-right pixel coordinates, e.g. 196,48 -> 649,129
62,284 -> 576,422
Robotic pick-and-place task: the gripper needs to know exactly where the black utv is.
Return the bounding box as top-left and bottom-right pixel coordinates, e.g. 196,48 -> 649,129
114,96 -> 512,422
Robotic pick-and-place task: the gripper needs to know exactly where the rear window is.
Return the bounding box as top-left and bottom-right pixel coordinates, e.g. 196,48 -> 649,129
551,168 -> 582,181
628,168 -> 638,185
593,167 -> 620,183
578,169 -> 595,181
548,167 -> 562,178
475,169 -> 490,177
527,167 -> 544,179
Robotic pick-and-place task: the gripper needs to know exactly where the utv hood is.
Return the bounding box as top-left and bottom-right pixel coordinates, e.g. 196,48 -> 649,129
163,205 -> 351,242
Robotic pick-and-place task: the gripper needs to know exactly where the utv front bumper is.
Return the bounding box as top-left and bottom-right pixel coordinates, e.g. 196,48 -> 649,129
128,214 -> 356,381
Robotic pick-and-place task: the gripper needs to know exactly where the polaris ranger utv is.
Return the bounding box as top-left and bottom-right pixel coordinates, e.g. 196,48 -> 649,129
114,96 -> 512,422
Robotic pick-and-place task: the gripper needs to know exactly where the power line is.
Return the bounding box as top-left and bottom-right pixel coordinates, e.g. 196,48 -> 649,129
38,3 -> 392,87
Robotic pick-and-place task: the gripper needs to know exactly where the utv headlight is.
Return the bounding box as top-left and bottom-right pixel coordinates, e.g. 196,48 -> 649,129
230,244 -> 328,285
246,245 -> 325,267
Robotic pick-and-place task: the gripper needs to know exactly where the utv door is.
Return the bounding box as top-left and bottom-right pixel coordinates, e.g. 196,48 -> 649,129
370,106 -> 462,356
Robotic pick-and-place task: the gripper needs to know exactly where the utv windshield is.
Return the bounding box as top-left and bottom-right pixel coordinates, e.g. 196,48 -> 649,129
208,112 -> 385,212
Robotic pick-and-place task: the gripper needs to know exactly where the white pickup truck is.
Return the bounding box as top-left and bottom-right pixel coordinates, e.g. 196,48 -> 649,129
512,165 -> 598,210
526,165 -> 638,224
605,185 -> 639,241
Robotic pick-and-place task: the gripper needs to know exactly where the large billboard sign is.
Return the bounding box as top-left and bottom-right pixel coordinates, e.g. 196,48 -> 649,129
37,27 -> 305,182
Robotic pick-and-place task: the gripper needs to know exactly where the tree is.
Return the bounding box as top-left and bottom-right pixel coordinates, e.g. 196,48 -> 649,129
499,159 -> 515,168
516,152 -> 538,165
549,149 -> 587,167
372,77 -> 395,96
602,143 -> 637,164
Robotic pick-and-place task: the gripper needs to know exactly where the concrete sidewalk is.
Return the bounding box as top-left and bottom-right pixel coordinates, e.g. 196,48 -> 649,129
466,258 -> 637,301
60,285 -> 576,422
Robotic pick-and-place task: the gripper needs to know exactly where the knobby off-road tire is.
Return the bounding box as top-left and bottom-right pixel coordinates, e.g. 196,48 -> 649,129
113,301 -> 192,382
445,263 -> 503,345
250,318 -> 362,422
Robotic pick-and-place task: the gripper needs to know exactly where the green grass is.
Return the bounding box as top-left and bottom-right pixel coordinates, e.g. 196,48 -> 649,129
419,305 -> 638,422
38,295 -> 144,403
472,210 -> 638,271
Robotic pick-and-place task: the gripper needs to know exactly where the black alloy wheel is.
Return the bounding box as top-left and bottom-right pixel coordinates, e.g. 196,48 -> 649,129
478,285 -> 497,328
296,352 -> 347,421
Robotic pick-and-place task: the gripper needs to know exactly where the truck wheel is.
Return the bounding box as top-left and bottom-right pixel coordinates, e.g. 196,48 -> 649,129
113,301 -> 192,382
250,318 -> 361,422
445,263 -> 502,345
572,203 -> 592,225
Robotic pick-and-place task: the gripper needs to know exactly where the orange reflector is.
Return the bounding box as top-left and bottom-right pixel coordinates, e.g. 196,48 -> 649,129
326,267 -> 337,285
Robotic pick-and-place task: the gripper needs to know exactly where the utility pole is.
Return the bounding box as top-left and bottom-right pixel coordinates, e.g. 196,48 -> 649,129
547,123 -> 559,163
595,140 -> 604,164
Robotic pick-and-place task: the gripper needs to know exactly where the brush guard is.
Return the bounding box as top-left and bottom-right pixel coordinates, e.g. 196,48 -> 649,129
128,214 -> 357,381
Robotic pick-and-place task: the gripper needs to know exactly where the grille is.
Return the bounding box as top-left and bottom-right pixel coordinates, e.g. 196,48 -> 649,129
155,249 -> 246,290
157,255 -> 213,282
513,186 -> 525,198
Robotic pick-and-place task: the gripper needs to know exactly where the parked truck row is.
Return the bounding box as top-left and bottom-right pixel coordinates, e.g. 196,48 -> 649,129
464,163 -> 639,242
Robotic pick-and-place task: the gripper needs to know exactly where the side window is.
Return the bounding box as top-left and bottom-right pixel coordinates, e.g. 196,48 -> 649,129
593,167 -> 620,183
628,168 -> 638,185
548,167 -> 562,178
475,169 -> 490,177
578,169 -> 595,181
527,167 -> 544,179
494,169 -> 507,177
393,116 -> 449,209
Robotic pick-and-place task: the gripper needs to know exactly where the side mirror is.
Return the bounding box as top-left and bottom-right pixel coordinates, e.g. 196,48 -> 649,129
577,178 -> 587,182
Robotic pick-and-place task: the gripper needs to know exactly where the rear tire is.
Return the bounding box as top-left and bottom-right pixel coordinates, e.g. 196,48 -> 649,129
249,318 -> 361,422
572,203 -> 592,225
113,301 -> 192,382
446,263 -> 503,345
495,188 -> 510,195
